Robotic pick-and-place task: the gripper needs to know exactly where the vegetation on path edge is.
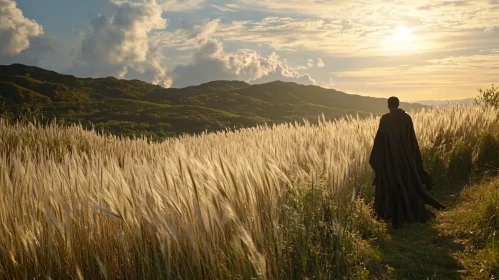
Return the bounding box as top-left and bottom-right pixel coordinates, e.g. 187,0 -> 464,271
367,176 -> 499,279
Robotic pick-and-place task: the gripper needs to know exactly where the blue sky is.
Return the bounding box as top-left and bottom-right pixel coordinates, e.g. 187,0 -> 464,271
1,0 -> 498,101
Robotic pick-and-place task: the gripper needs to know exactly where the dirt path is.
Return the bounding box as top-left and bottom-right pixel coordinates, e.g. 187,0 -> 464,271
372,191 -> 476,279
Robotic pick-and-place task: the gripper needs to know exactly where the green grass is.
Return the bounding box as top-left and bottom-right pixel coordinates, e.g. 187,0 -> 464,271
368,191 -> 463,279
443,177 -> 499,279
364,175 -> 499,279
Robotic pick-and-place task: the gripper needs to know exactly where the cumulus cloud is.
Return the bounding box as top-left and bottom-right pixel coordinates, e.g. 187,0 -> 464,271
72,0 -> 171,87
170,20 -> 316,88
252,62 -> 316,85
316,78 -> 335,89
317,58 -> 325,68
0,0 -> 44,55
307,59 -> 314,68
0,35 -> 56,65
305,58 -> 325,68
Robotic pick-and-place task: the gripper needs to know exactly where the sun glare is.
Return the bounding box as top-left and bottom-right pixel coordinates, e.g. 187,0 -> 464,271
381,25 -> 419,54
396,25 -> 411,42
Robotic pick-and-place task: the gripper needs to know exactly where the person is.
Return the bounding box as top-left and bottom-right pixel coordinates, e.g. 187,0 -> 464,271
369,96 -> 445,229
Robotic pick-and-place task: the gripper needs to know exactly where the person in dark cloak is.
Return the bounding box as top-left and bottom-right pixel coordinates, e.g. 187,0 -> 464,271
369,97 -> 446,229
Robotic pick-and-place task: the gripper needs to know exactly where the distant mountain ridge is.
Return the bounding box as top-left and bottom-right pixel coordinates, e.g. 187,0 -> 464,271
0,64 -> 427,139
412,98 -> 475,106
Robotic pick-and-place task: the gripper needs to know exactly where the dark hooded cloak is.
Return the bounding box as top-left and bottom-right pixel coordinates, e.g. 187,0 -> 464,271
369,108 -> 445,228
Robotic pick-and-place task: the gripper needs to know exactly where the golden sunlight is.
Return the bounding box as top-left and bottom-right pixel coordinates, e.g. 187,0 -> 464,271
381,25 -> 418,54
395,25 -> 411,42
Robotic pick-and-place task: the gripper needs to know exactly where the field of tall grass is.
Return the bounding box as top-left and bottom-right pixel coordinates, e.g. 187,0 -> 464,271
1,105 -> 499,279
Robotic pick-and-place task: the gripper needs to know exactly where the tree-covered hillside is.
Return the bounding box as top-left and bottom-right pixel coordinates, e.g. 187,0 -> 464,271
0,64 -> 426,139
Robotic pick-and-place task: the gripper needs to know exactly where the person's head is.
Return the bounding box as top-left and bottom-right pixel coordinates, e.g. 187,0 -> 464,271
388,96 -> 400,110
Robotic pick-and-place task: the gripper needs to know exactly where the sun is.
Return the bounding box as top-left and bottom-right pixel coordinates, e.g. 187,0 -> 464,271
382,24 -> 434,55
395,25 -> 411,42
381,25 -> 417,54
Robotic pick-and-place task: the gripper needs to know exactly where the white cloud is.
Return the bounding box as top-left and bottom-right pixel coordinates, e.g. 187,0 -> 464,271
306,58 -> 325,68
214,17 -> 403,56
170,20 -> 316,88
307,59 -> 314,68
163,0 -> 205,11
0,35 -> 56,65
111,0 -> 205,12
485,26 -> 496,33
213,16 -> 499,57
252,62 -> 316,85
160,0 -> 206,11
73,0 -> 172,87
4,0 -> 497,100
215,0 -> 499,57
211,4 -> 238,12
236,0 -> 499,30
317,58 -> 325,68
316,78 -> 335,89
0,0 -> 44,55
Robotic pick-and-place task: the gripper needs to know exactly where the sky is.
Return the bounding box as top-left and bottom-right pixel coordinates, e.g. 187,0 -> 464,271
1,0 -> 498,101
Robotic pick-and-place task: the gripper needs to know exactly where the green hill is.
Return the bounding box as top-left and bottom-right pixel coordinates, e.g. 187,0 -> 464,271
0,64 -> 427,139
0,81 -> 52,104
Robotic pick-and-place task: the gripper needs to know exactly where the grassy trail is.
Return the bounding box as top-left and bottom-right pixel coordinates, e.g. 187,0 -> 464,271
372,185 -> 488,279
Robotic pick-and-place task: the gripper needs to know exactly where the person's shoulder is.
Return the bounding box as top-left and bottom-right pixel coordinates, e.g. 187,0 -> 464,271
401,110 -> 413,120
381,112 -> 391,119
381,109 -> 412,122
380,113 -> 390,123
